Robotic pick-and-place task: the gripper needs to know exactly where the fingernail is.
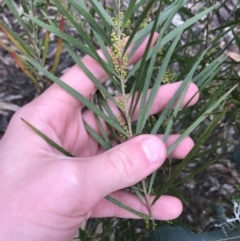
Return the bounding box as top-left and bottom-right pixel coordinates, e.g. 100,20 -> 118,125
142,138 -> 162,163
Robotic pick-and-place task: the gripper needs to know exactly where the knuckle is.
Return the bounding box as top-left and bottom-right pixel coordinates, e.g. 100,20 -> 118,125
107,147 -> 138,182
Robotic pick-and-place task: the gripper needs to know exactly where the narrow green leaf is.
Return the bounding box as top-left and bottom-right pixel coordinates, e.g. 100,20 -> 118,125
54,0 -> 109,46
76,0 -> 88,11
178,5 -> 195,18
123,0 -> 163,57
163,82 -> 190,142
11,52 -> 44,92
232,29 -> 240,50
50,16 -> 64,75
94,113 -> 111,146
37,0 -> 50,35
193,56 -> 225,86
163,5 -> 217,44
129,13 -> 164,117
148,171 -> 157,196
3,0 -> 29,33
83,120 -> 111,150
121,0 -> 137,28
10,52 -> 46,84
23,13 -> 95,58
88,0 -> 114,27
128,1 -> 182,53
95,93 -> 113,145
130,1 -> 183,121
26,11 -> 118,89
21,118 -> 73,157
128,4 -> 217,81
63,42 -> 120,108
174,142 -> 228,186
174,159 -> 217,187
166,85 -> 236,157
105,195 -> 150,219
92,30 -> 112,66
131,1 -> 215,48
221,36 -> 239,58
41,30 -> 50,66
98,94 -> 123,145
194,72 -> 230,120
211,19 -> 240,31
174,40 -> 203,52
0,20 -> 34,58
133,1 -> 183,124
134,190 -> 147,205
137,32 -> 182,135
164,49 -> 214,142
21,0 -> 29,14
98,94 -> 121,125
67,0 -> 111,45
129,0 -> 169,125
37,8 -> 119,89
150,49 -> 208,135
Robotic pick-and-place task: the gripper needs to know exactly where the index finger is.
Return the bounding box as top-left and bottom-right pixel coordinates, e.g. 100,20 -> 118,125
40,34 -> 159,109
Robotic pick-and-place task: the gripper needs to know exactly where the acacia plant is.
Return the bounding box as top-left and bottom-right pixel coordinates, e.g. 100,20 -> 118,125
1,0 -> 238,239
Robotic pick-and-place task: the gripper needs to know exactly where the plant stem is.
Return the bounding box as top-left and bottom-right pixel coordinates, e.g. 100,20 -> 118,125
116,0 -> 133,139
141,180 -> 153,219
115,0 -> 154,221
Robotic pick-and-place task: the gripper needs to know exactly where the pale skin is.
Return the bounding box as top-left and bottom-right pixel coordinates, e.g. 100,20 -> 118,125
0,34 -> 199,240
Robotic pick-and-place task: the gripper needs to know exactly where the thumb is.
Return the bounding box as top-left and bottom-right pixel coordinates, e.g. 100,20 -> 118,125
79,135 -> 167,201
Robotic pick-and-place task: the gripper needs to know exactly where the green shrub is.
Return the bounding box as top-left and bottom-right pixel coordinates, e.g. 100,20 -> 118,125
1,0 -> 240,240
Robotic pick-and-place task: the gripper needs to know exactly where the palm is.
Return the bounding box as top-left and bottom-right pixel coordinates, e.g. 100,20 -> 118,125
30,100 -> 99,157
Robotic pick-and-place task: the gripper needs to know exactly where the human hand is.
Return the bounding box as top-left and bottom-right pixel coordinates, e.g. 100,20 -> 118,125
0,34 -> 199,241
